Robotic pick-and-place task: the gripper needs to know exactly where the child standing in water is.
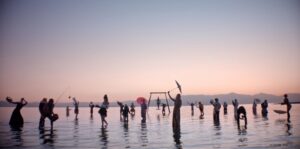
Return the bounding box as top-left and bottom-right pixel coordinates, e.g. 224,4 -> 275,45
198,101 -> 204,118
168,91 -> 182,130
123,104 -> 130,122
99,104 -> 108,128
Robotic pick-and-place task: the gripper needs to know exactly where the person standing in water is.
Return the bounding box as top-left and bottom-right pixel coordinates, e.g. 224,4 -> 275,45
46,98 -> 57,130
252,99 -> 257,115
130,102 -> 135,116
39,98 -> 48,129
223,102 -> 228,114
6,97 -> 28,128
141,100 -> 147,123
99,104 -> 108,128
232,99 -> 239,120
89,102 -> 95,117
156,97 -> 161,110
123,104 -> 130,122
66,106 -> 71,117
282,94 -> 292,122
210,98 -> 221,121
72,97 -> 79,120
168,91 -> 182,130
190,102 -> 195,116
198,101 -> 204,119
261,100 -> 268,117
162,103 -> 167,116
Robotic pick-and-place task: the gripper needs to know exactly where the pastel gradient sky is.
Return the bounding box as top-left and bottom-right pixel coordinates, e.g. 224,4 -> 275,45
1,0 -> 300,102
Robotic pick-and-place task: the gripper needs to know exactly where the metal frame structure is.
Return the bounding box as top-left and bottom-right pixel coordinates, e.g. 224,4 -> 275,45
147,92 -> 171,113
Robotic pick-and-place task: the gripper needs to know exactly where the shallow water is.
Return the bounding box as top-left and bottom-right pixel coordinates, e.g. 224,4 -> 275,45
0,104 -> 299,149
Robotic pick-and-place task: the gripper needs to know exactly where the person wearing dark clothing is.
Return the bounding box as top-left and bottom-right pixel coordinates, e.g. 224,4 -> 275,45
261,100 -> 268,117
190,102 -> 195,116
46,99 -> 57,130
89,102 -> 95,116
123,104 -> 130,122
223,102 -> 228,114
141,101 -> 147,123
130,102 -> 135,116
39,98 -> 48,129
73,97 -> 79,120
168,92 -> 182,130
237,106 -> 247,129
211,98 -> 221,122
282,94 -> 292,122
6,97 -> 27,128
99,104 -> 108,128
198,102 -> 204,119
156,97 -> 161,110
162,103 -> 167,116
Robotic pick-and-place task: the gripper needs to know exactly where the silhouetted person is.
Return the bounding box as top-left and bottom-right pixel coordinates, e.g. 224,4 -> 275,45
123,104 -> 130,122
162,103 -> 166,116
39,98 -> 48,129
211,98 -> 221,121
223,102 -> 228,114
168,91 -> 182,130
130,102 -> 135,116
252,99 -> 257,115
72,97 -> 79,120
46,98 -> 57,130
99,104 -> 108,128
190,102 -> 195,116
66,106 -> 70,117
232,99 -> 239,120
103,94 -> 109,107
198,101 -> 204,119
89,102 -> 94,116
261,100 -> 268,117
281,94 -> 292,122
117,101 -> 124,120
6,97 -> 27,128
237,106 -> 247,129
141,100 -> 147,123
156,97 -> 161,110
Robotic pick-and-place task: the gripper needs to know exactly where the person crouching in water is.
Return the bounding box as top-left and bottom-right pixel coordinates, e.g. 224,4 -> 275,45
130,102 -> 135,116
261,100 -> 268,117
237,106 -> 247,129
99,104 -> 108,128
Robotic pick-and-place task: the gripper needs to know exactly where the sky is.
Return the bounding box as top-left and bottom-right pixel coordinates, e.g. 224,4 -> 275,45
0,0 -> 300,102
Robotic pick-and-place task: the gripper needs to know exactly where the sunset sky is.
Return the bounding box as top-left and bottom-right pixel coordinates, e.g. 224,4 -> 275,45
1,0 -> 299,102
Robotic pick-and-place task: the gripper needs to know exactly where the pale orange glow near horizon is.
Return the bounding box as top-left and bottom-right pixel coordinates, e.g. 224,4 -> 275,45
1,1 -> 300,102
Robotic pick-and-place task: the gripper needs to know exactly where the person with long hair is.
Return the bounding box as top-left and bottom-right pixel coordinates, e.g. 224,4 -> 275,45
167,92 -> 182,130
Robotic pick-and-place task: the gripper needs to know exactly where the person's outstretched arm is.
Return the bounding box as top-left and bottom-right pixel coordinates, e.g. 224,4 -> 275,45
167,91 -> 175,102
6,97 -> 18,104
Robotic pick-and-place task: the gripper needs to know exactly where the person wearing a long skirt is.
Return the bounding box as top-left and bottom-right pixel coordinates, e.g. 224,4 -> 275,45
167,91 -> 182,130
6,97 -> 28,128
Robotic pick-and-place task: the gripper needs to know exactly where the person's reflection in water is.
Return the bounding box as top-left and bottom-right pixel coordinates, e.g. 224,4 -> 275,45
122,122 -> 130,148
140,122 -> 148,147
173,127 -> 182,149
286,122 -> 292,136
73,118 -> 79,146
100,127 -> 109,148
10,128 -> 23,146
39,128 -> 56,145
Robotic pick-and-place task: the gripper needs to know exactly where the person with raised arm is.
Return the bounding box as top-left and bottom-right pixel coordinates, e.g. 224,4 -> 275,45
6,97 -> 28,128
167,91 -> 182,130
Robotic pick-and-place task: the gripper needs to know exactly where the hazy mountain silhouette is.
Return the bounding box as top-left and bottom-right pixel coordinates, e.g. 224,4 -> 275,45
1,93 -> 299,107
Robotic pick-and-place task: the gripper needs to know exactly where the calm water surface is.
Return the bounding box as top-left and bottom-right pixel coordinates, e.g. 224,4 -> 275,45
0,104 -> 299,149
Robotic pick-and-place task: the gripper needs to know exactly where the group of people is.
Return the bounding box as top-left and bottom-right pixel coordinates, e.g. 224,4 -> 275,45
5,94 -> 293,133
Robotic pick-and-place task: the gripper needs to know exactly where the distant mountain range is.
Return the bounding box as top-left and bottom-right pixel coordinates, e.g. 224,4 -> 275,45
1,93 -> 299,107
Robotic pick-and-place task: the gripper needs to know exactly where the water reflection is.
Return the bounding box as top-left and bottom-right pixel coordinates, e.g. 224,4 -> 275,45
140,122 -> 148,147
39,129 -> 56,145
122,123 -> 130,148
173,127 -> 182,149
10,128 -> 23,146
99,127 -> 109,148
